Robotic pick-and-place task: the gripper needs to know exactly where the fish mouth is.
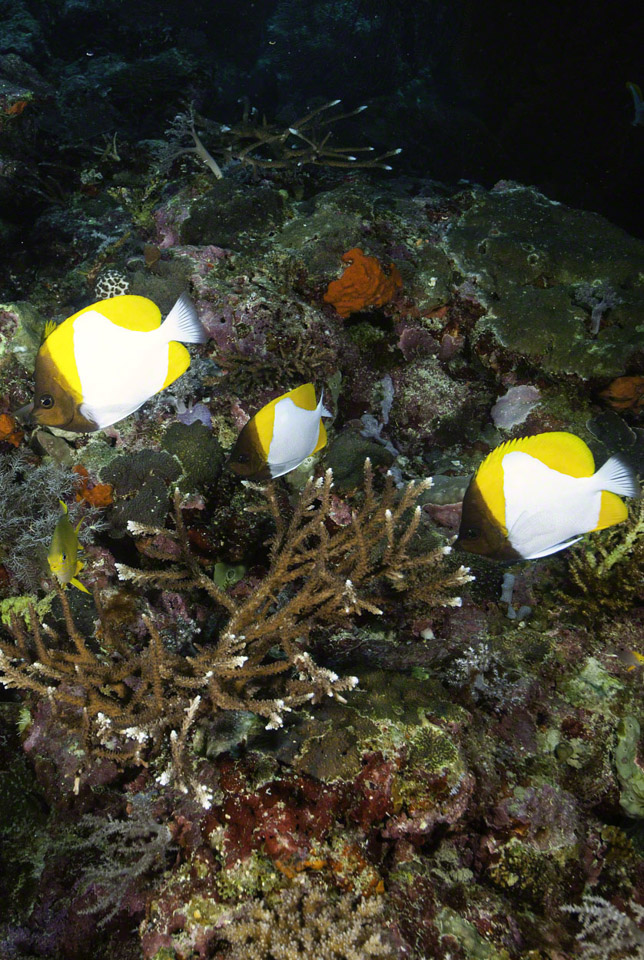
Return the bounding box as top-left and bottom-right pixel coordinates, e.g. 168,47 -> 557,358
16,402 -> 79,431
12,402 -> 34,423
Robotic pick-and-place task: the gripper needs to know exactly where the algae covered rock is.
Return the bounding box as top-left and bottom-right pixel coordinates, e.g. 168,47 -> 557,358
180,180 -> 286,250
447,183 -> 644,379
101,449 -> 181,536
162,420 -> 224,492
325,426 -> 395,491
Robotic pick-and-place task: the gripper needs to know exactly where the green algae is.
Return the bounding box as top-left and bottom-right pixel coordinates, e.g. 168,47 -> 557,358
438,907 -> 511,960
614,716 -> 644,818
162,421 -> 225,492
563,656 -> 622,710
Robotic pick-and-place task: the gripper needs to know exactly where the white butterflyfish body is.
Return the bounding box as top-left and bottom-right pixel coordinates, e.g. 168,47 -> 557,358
457,431 -> 639,561
228,383 -> 332,480
32,293 -> 207,432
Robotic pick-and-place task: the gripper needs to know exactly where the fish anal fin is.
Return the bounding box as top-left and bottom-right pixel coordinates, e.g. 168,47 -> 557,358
162,342 -> 191,389
595,490 -> 629,530
523,536 -> 584,559
70,577 -> 90,594
313,419 -> 328,453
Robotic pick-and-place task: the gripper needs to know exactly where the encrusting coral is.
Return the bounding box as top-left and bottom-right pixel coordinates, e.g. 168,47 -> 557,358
0,461 -> 472,766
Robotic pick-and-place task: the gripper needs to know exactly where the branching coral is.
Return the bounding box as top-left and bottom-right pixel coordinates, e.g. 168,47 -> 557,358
73,801 -> 173,926
217,875 -> 396,960
558,488 -> 644,621
155,99 -> 400,178
564,894 -> 644,959
0,462 -> 471,765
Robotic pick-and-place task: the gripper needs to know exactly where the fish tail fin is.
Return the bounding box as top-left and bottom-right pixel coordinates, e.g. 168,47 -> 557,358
161,293 -> 207,345
593,455 -> 640,498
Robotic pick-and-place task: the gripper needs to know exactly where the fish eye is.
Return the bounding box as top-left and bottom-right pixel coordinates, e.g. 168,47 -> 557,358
39,394 -> 54,409
462,526 -> 480,540
62,553 -> 67,561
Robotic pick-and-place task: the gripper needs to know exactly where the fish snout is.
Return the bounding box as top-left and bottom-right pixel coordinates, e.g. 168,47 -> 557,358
13,401 -> 35,424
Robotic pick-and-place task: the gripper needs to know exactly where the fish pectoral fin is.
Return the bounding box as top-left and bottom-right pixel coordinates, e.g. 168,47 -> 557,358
70,577 -> 90,594
77,404 -> 101,430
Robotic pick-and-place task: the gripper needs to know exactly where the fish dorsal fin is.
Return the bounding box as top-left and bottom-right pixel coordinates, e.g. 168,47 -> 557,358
595,491 -> 629,530
479,432 -> 595,481
69,295 -> 163,332
42,319 -> 58,342
509,432 -> 595,476
283,383 -> 318,411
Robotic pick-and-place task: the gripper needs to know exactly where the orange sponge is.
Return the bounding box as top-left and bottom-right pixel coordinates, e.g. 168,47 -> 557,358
323,247 -> 402,318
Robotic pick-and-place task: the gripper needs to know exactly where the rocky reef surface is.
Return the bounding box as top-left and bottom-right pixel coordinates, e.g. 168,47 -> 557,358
0,123 -> 642,960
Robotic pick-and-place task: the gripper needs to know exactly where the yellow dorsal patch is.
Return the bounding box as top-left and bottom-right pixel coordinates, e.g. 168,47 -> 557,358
41,322 -> 83,401
473,432 -> 596,531
595,491 -> 629,530
71,295 -> 163,332
252,384 -> 318,457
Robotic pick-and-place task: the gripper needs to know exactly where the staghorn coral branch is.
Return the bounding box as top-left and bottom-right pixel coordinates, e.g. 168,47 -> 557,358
0,461 -> 472,768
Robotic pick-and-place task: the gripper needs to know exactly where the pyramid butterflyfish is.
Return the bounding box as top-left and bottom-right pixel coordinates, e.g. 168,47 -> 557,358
456,432 -> 639,560
228,383 -> 331,480
31,293 -> 207,432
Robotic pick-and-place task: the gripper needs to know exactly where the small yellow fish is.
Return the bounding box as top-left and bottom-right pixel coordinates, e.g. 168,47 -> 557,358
456,432 -> 639,560
228,383 -> 331,480
30,293 -> 207,432
616,648 -> 644,672
48,500 -> 89,593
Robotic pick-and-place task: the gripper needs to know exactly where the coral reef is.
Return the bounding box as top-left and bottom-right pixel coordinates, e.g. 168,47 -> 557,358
0,451 -> 78,591
559,489 -> 644,622
564,894 -> 644,959
1,54 -> 642,955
